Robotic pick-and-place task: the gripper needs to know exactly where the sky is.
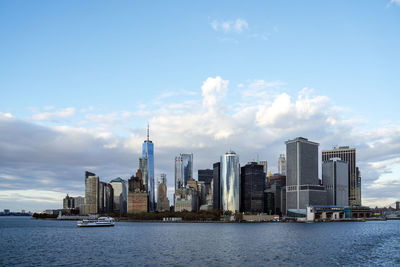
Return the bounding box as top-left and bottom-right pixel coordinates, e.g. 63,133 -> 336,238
1,0 -> 400,212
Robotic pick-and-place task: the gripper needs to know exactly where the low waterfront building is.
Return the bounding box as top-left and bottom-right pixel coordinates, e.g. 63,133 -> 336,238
163,217 -> 182,222
344,206 -> 372,218
242,214 -> 279,222
199,204 -> 213,211
306,206 -> 345,222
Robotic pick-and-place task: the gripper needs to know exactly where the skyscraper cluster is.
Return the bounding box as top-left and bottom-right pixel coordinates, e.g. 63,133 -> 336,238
172,136 -> 363,216
63,126 -> 167,215
80,171 -> 127,215
63,131 -> 362,217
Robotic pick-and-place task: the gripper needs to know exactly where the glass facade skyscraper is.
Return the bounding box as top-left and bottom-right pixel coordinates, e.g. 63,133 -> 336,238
110,177 -> 127,214
175,153 -> 193,191
142,126 -> 155,212
220,151 -> 240,212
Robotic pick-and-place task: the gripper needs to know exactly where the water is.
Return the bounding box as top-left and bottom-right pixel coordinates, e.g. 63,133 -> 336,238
1,217 -> 400,266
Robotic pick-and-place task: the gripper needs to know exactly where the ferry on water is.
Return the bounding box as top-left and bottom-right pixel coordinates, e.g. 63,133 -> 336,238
77,217 -> 115,227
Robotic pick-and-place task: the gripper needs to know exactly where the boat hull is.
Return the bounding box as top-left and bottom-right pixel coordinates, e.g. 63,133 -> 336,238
77,223 -> 114,227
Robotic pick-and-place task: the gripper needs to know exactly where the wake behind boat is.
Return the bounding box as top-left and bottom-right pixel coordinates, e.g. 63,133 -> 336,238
77,217 -> 115,227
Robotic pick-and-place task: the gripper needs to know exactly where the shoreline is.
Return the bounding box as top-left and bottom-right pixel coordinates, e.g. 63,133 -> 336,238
28,217 -> 381,223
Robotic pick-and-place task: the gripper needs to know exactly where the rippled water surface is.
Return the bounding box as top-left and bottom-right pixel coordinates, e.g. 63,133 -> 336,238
1,217 -> 400,266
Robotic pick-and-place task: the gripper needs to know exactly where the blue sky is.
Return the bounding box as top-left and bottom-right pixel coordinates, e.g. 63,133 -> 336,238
1,1 -> 400,211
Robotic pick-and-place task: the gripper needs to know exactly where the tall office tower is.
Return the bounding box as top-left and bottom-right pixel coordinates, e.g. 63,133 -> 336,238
240,162 -> 264,212
198,169 -> 213,202
278,154 -> 286,175
286,137 -> 326,210
63,194 -> 74,209
157,174 -> 170,211
221,151 -> 240,213
110,177 -> 127,214
322,146 -> 358,206
259,160 -> 268,174
175,153 -> 193,191
142,125 -> 155,212
356,167 -> 361,206
187,178 -> 200,211
98,182 -> 105,213
212,162 -> 221,210
197,181 -> 207,205
104,184 -> 113,214
84,173 -> 99,214
396,201 -> 400,211
73,196 -> 85,211
322,158 -> 349,207
139,157 -> 149,190
259,160 -> 268,189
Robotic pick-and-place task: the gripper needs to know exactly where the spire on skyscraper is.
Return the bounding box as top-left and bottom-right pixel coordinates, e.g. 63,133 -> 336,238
147,122 -> 149,141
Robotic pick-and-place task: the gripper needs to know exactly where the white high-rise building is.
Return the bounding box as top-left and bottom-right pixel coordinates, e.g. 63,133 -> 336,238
259,160 -> 268,174
220,150 -> 240,213
278,154 -> 286,175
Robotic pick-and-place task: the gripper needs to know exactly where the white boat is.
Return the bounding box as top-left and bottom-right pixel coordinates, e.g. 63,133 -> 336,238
77,217 -> 115,227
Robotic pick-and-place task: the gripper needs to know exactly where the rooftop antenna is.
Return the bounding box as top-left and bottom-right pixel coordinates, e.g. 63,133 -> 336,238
147,122 -> 150,141
257,154 -> 259,163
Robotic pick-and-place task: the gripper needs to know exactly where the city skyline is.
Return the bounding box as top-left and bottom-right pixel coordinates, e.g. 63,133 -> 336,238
1,1 -> 400,211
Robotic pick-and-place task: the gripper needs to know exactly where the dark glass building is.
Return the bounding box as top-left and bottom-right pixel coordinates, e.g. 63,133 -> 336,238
198,169 -> 213,203
240,162 -> 265,212
264,192 -> 275,215
198,169 -> 213,184
212,162 -> 221,210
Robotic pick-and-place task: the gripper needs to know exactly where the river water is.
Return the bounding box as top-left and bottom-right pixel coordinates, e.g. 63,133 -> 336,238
0,217 -> 399,266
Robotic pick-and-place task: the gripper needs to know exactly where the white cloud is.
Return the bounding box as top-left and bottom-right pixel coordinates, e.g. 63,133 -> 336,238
201,76 -> 229,110
389,0 -> 400,6
211,18 -> 248,33
31,107 -> 75,122
0,112 -> 14,119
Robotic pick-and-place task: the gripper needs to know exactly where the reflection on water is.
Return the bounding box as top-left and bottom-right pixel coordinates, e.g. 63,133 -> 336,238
1,217 -> 399,266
